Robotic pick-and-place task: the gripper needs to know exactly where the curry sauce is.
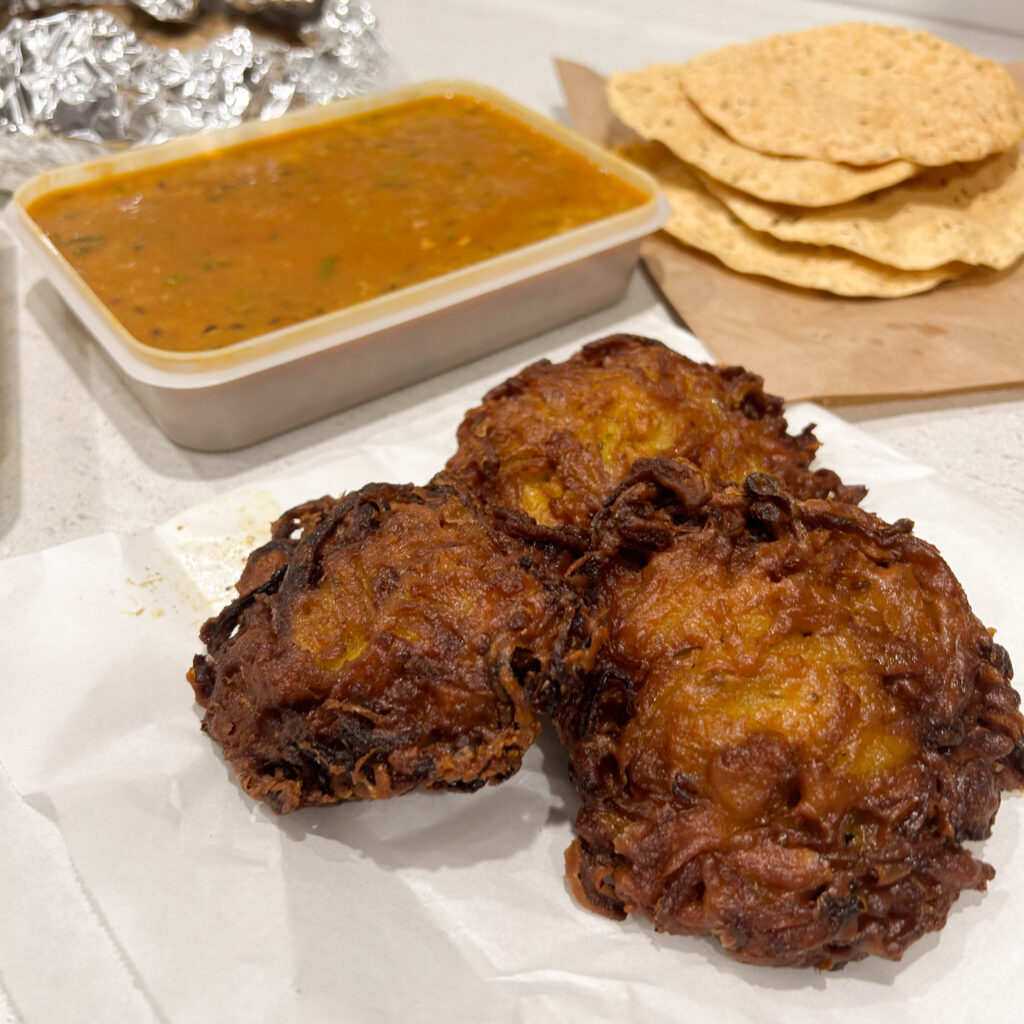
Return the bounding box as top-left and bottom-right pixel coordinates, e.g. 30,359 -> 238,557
28,94 -> 648,353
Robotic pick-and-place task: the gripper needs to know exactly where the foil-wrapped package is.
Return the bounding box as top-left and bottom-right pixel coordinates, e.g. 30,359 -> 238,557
7,0 -> 197,24
131,0 -> 203,22
6,0 -> 319,18
229,0 -> 321,16
0,0 -> 389,190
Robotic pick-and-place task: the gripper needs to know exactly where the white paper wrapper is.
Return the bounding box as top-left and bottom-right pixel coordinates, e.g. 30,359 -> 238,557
1,321 -> 1022,1022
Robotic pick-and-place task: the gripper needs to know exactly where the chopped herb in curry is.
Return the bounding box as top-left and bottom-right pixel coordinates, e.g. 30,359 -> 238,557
28,94 -> 648,353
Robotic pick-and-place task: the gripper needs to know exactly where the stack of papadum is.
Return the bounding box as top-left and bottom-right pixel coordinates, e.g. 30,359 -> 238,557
608,23 -> 1024,297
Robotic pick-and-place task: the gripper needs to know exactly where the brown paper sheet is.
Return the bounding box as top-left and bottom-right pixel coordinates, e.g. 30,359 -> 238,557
556,58 -> 1024,403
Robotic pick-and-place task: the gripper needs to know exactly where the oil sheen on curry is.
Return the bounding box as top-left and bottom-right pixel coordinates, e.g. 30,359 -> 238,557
27,95 -> 647,354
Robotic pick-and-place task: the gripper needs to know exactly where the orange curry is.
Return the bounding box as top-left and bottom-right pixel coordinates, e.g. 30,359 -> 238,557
28,94 -> 647,353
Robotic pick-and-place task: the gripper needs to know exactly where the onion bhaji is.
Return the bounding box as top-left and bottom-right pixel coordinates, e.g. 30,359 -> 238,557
558,460 -> 1024,969
442,334 -> 864,532
188,482 -> 581,813
186,331 -> 1021,971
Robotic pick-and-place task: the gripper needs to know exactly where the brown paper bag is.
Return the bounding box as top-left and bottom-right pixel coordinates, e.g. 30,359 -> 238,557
556,59 -> 1024,403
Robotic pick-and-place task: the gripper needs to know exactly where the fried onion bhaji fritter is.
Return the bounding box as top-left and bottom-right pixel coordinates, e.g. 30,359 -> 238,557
188,482 -> 582,813
558,460 -> 1024,969
441,334 -> 864,533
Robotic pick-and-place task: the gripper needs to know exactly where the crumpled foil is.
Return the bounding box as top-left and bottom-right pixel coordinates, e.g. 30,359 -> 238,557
0,0 -> 390,190
6,0 -> 320,19
130,0 -> 203,22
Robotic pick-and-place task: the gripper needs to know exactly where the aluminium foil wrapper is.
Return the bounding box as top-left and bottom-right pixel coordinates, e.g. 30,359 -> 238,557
0,0 -> 390,191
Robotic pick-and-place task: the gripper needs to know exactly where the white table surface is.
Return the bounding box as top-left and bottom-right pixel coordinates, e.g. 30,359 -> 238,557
1,0 -> 1022,562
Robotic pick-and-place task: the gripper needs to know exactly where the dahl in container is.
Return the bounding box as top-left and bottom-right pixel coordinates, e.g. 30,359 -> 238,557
7,80 -> 669,450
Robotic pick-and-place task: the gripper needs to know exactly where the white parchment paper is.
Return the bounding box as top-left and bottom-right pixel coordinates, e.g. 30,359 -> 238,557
2,318 -> 1022,1023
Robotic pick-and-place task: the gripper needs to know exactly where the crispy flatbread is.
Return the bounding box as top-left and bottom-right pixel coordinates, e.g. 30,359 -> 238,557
681,23 -> 1024,165
699,148 -> 1024,271
607,65 -> 920,206
630,143 -> 967,297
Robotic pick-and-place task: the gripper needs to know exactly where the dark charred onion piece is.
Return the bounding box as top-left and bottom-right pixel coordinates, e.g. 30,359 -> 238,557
188,482 -> 583,812
235,494 -> 336,595
557,466 -> 1023,968
441,334 -> 865,530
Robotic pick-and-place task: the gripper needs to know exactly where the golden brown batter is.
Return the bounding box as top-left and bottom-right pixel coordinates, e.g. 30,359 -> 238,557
558,462 -> 1024,967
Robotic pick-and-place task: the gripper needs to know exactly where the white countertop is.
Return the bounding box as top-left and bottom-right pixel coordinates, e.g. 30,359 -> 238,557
1,0 -> 1022,561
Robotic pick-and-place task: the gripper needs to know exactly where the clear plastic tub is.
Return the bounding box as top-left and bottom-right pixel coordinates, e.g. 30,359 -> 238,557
7,80 -> 669,451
